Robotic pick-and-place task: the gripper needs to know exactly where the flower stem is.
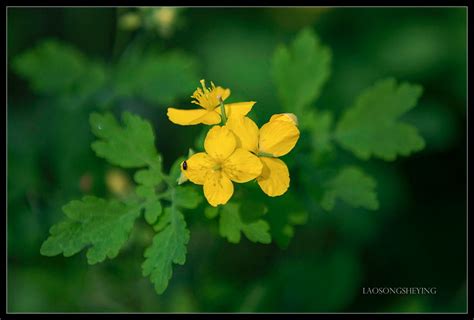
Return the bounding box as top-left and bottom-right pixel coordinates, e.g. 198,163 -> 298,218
219,97 -> 227,125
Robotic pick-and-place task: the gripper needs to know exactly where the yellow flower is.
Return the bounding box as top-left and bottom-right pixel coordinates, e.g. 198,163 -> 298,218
181,126 -> 263,207
167,80 -> 256,126
225,114 -> 300,197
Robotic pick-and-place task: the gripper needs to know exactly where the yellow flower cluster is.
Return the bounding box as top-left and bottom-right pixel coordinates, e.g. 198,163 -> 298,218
167,80 -> 300,207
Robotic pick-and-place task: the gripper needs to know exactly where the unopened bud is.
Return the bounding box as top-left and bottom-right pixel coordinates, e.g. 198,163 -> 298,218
106,169 -> 132,197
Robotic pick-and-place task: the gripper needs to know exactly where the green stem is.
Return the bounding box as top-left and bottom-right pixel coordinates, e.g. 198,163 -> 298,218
219,98 -> 227,125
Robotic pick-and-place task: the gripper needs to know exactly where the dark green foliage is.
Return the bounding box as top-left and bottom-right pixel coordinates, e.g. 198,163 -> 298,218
114,51 -> 199,106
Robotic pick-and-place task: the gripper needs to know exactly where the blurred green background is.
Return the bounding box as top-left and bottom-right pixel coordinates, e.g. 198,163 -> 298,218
7,7 -> 466,312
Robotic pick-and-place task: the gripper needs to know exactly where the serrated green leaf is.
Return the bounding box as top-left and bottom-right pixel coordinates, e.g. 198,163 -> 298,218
115,51 -> 199,106
40,196 -> 141,265
320,167 -> 379,211
90,112 -> 158,168
13,40 -> 106,98
173,185 -> 202,209
142,206 -> 189,294
219,203 -> 271,244
241,220 -> 271,244
219,204 -> 242,243
134,165 -> 163,186
153,207 -> 171,232
144,201 -> 163,225
135,185 -> 155,199
272,28 -> 331,112
335,78 -> 425,160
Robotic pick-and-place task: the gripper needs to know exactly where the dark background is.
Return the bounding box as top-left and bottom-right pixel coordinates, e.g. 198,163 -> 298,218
7,7 -> 467,312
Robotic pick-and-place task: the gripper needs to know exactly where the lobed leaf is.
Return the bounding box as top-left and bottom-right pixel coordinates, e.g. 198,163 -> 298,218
144,201 -> 163,225
320,166 -> 379,211
219,203 -> 271,244
272,28 -> 331,112
142,206 -> 190,294
40,196 -> 141,265
13,40 -> 106,98
335,78 -> 425,161
173,185 -> 202,209
134,165 -> 163,186
90,112 -> 158,168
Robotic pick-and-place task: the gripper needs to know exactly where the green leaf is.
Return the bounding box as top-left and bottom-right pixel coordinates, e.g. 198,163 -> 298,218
13,40 -> 106,97
144,201 -> 162,225
173,186 -> 202,209
272,28 -> 331,112
219,203 -> 271,244
335,78 -> 425,160
142,206 -> 190,294
40,196 -> 141,265
219,204 -> 242,243
241,220 -> 271,244
114,51 -> 199,106
133,152 -> 165,225
135,185 -> 155,199
153,208 -> 171,232
90,112 -> 158,168
320,167 -> 379,211
13,40 -> 85,94
134,165 -> 163,186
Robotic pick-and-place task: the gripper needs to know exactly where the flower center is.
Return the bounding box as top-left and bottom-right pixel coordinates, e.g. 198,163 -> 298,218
257,151 -> 276,158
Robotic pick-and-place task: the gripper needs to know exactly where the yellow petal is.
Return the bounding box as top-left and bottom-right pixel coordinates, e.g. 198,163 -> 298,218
216,101 -> 256,118
199,111 -> 223,125
167,108 -> 220,126
204,126 -> 236,161
258,120 -> 300,157
203,171 -> 234,207
269,113 -> 299,126
213,86 -> 231,102
225,116 -> 259,154
223,148 -> 263,183
257,157 -> 290,197
191,80 -> 231,110
182,152 -> 216,185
